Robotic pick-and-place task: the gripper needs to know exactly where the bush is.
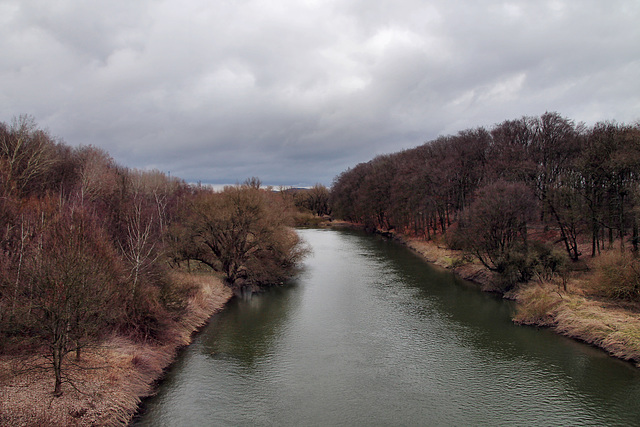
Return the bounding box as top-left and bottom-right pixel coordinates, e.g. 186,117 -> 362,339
492,247 -> 530,291
528,241 -> 568,282
591,251 -> 640,301
491,242 -> 568,292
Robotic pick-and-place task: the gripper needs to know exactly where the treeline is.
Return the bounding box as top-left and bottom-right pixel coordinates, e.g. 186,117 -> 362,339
331,112 -> 640,293
0,115 -> 305,396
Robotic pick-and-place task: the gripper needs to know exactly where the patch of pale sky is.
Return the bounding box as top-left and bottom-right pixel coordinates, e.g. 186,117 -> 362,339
479,73 -> 527,105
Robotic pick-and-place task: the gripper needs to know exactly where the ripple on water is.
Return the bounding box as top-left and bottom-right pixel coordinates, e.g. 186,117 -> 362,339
135,229 -> 640,427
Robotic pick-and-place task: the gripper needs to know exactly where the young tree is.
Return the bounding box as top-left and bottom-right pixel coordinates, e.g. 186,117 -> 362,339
74,145 -> 119,204
119,194 -> 160,301
24,207 -> 124,396
455,180 -> 536,288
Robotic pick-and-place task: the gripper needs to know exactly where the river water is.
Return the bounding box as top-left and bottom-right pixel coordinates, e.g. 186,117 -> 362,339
134,228 -> 640,426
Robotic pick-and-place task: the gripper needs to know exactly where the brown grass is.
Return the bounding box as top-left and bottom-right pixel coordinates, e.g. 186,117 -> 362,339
512,283 -> 563,326
554,295 -> 640,363
401,235 -> 496,289
397,230 -> 640,367
510,269 -> 640,365
0,271 -> 232,426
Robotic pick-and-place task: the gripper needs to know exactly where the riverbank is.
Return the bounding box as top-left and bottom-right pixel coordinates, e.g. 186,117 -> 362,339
326,221 -> 640,367
0,271 -> 233,426
323,221 -> 492,284
405,234 -> 640,366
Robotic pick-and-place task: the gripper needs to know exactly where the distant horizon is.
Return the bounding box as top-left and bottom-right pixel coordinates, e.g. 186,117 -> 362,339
191,182 -> 316,191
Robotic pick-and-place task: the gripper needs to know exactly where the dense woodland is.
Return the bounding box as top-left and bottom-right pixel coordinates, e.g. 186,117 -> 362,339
331,112 -> 640,296
0,116 -> 305,396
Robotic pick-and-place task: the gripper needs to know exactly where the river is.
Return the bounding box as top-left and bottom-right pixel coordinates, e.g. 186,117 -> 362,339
134,228 -> 640,426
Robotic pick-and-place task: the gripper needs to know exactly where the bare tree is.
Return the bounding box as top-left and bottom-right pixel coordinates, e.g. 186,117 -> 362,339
0,115 -> 56,196
182,185 -> 307,293
119,195 -> 160,300
25,208 -> 123,396
455,180 -> 536,287
74,145 -> 118,203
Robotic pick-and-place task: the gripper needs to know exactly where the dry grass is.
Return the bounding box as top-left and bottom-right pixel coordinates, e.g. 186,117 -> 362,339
0,342 -> 150,426
553,294 -> 640,364
403,236 -> 454,266
0,272 -> 232,426
512,283 -> 564,326
512,276 -> 640,366
402,236 -> 495,289
399,231 -> 640,367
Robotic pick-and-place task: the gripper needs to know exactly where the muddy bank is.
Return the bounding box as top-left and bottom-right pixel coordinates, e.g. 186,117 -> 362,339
0,272 -> 233,426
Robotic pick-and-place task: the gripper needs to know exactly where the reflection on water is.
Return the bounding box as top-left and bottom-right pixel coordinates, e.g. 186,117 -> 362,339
135,228 -> 640,427
199,285 -> 302,369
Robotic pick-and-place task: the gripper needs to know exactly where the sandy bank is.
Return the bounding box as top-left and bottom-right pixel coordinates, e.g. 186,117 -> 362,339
0,271 -> 233,426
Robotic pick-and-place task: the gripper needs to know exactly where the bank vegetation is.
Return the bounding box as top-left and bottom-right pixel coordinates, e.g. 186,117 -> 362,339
0,116 -> 306,424
330,112 -> 640,365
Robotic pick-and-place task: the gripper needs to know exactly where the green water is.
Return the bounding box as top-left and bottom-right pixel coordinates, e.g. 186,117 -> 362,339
134,228 -> 640,426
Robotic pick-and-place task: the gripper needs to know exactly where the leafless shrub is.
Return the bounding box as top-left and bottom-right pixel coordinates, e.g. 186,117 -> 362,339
590,251 -> 640,301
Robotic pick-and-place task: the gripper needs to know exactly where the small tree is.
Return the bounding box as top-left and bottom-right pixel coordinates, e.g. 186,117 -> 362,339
74,145 -> 118,204
25,207 -> 124,396
119,194 -> 160,301
455,180 -> 536,289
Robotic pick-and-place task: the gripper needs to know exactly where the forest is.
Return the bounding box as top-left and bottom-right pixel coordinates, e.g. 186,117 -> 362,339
2,111 -> 639,422
330,112 -> 640,297
0,115 -> 306,399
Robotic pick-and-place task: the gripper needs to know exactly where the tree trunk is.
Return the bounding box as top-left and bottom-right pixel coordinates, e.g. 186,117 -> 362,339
619,191 -> 625,251
53,345 -> 63,397
591,217 -> 598,257
633,216 -> 638,253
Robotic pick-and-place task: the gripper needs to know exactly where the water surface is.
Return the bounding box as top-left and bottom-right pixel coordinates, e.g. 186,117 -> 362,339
135,228 -> 640,426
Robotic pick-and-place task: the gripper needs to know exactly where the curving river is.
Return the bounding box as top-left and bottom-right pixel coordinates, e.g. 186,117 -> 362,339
134,228 -> 640,426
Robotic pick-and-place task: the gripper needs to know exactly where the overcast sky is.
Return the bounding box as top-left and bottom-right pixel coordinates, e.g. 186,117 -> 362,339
1,0 -> 639,186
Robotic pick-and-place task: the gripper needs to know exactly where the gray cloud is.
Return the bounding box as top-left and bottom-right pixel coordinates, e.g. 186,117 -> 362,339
1,0 -> 639,186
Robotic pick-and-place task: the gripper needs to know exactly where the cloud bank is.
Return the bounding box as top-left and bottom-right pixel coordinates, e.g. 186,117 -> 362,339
1,0 -> 639,185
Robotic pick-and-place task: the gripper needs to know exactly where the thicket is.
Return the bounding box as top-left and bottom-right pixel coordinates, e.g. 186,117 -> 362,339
0,116 -> 305,396
291,184 -> 331,217
169,180 -> 308,293
591,251 -> 640,301
330,112 -> 640,293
